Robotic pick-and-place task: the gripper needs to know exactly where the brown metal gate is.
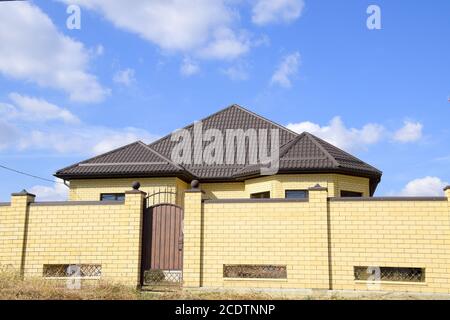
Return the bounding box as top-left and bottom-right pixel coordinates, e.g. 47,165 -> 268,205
141,202 -> 183,288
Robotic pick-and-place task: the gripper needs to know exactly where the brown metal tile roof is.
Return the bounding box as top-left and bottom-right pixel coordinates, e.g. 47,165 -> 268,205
234,132 -> 381,177
55,104 -> 382,193
55,141 -> 192,179
149,104 -> 297,160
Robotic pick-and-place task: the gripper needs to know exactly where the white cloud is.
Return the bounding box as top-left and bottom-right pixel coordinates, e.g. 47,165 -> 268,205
180,58 -> 200,76
0,95 -> 158,156
271,52 -> 301,88
18,126 -> 158,156
113,68 -> 136,86
393,121 -> 423,143
221,64 -> 249,81
287,117 -> 426,152
434,154 -> 450,163
1,93 -> 80,124
287,116 -> 385,151
252,0 -> 305,25
61,0 -> 250,60
90,128 -> 158,155
399,176 -> 448,197
0,2 -> 108,102
198,28 -> 251,60
29,179 -> 69,201
0,120 -> 18,150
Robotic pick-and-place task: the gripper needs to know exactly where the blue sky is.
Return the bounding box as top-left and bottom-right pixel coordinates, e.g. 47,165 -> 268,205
0,0 -> 449,201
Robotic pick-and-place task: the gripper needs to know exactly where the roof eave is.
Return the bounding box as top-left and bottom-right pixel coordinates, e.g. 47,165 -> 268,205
54,171 -> 195,183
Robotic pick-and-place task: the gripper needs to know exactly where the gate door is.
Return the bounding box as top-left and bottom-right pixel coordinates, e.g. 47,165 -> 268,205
141,203 -> 183,288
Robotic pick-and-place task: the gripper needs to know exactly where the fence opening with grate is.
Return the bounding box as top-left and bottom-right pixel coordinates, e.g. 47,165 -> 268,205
354,266 -> 425,282
143,270 -> 182,286
223,265 -> 287,279
43,264 -> 102,278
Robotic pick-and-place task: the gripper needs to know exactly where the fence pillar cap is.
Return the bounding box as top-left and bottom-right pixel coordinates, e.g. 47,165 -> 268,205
125,189 -> 146,195
185,179 -> 203,193
185,189 -> 205,193
308,184 -> 328,191
191,180 -> 200,189
11,189 -> 36,197
444,186 -> 450,192
132,181 -> 141,190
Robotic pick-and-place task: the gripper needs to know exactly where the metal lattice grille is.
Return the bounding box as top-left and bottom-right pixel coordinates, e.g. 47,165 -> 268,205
354,266 -> 425,282
43,264 -> 102,278
143,270 -> 182,286
223,265 -> 287,279
146,189 -> 178,207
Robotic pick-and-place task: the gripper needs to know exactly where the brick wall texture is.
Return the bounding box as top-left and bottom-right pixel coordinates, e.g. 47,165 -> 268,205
1,174 -> 449,294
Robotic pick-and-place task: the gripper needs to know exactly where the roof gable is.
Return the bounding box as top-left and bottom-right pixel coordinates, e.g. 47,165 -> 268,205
233,132 -> 381,178
55,141 -> 188,178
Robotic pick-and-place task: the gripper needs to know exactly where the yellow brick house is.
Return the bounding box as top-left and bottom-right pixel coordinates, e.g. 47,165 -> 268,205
1,104 -> 450,294
56,105 -> 382,203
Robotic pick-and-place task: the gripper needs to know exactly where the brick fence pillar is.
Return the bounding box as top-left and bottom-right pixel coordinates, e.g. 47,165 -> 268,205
445,187 -> 450,216
183,181 -> 203,288
124,187 -> 146,287
8,190 -> 35,275
308,184 -> 331,290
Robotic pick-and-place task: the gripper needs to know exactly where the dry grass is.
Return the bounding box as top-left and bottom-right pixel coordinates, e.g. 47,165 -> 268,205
141,290 -> 277,300
0,271 -> 138,300
1,271 -> 443,300
0,271 -> 284,300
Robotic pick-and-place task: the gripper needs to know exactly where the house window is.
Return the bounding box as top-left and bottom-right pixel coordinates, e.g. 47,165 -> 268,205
340,190 -> 363,197
223,265 -> 287,279
100,193 -> 125,201
285,190 -> 309,199
250,191 -> 270,199
354,266 -> 425,283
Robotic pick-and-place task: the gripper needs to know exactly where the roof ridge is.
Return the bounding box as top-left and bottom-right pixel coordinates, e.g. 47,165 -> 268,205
148,104 -> 237,148
231,104 -> 299,136
278,132 -> 308,159
308,133 -> 382,173
232,133 -> 307,177
149,104 -> 298,149
54,141 -> 143,175
136,141 -> 190,173
303,132 -> 340,167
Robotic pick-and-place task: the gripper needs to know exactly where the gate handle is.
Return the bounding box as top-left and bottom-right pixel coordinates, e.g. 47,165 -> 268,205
178,236 -> 183,251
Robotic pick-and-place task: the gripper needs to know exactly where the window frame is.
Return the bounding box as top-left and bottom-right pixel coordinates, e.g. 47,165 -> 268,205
250,191 -> 271,199
285,189 -> 309,199
354,266 -> 425,283
340,190 -> 363,198
100,193 -> 125,202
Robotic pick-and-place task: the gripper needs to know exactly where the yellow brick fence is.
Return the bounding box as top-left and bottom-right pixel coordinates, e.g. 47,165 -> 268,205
1,184 -> 450,294
183,184 -> 450,294
0,188 -> 146,286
